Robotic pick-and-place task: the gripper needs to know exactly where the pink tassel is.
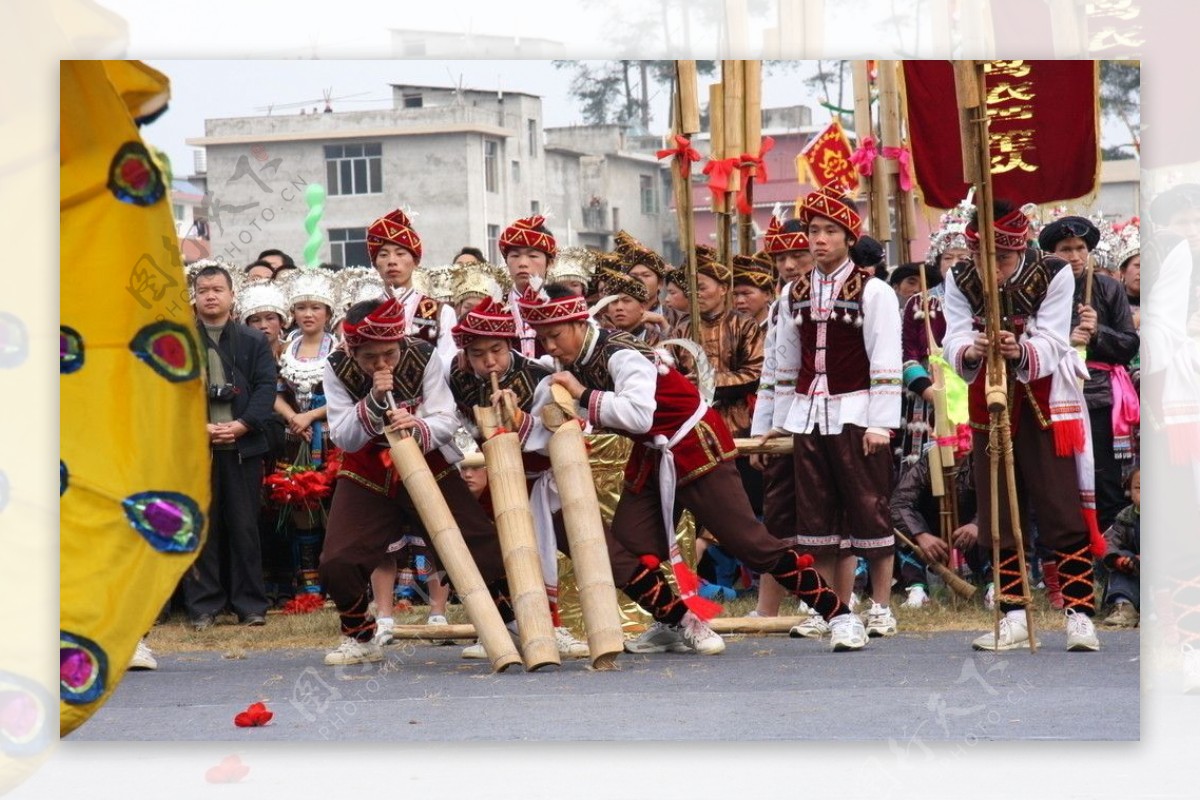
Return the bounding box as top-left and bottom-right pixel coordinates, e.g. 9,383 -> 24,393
1052,419 -> 1086,457
1082,508 -> 1106,558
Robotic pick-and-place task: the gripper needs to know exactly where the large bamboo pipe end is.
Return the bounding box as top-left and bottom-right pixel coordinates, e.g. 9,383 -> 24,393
590,652 -> 621,671
985,384 -> 1007,414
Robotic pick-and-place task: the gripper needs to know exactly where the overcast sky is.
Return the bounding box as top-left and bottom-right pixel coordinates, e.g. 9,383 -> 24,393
143,59 -> 834,178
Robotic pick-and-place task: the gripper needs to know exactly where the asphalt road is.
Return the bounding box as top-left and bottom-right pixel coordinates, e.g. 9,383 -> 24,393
70,629 -> 1139,742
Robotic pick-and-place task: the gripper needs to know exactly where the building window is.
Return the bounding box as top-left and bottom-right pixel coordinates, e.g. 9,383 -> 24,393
530,200 -> 540,216
527,119 -> 538,158
511,160 -> 521,184
172,203 -> 185,223
484,140 -> 499,193
640,175 -> 658,214
329,227 -> 369,267
402,92 -> 423,109
486,224 -> 501,264
325,143 -> 382,196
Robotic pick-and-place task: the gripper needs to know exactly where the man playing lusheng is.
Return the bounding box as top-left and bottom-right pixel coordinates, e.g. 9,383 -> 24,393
518,285 -> 866,652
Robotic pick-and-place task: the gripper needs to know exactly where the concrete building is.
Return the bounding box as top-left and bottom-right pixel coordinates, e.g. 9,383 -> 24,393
185,83 -> 672,270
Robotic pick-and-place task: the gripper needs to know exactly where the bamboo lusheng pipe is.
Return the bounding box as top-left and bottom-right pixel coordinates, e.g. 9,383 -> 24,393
917,253 -> 961,554
672,61 -> 702,346
384,420 -> 522,673
475,393 -> 560,671
457,435 -> 797,469
893,529 -> 978,601
542,384 -> 624,670
953,60 -> 1036,651
390,615 -> 808,640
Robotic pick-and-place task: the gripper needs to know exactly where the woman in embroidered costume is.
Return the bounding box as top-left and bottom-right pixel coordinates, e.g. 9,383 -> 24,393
236,279 -> 295,603
942,201 -> 1105,652
519,284 -> 863,653
273,268 -> 339,595
753,186 -> 903,646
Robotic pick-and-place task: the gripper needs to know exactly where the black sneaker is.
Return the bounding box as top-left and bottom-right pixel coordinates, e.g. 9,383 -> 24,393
191,614 -> 215,631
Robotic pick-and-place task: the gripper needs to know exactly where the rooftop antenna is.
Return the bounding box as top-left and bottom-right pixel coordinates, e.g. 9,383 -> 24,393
323,86 -> 333,113
254,89 -> 371,115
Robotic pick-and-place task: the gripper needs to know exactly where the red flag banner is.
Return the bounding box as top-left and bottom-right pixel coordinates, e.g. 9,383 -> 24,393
902,60 -> 1099,209
797,119 -> 860,193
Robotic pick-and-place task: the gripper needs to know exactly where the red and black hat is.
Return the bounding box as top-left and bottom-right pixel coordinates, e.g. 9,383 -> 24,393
597,266 -> 651,304
797,185 -> 863,238
367,208 -> 422,263
515,283 -> 589,326
763,215 -> 810,254
500,215 -> 557,259
342,297 -> 407,348
965,206 -> 1031,253
614,230 -> 667,278
451,296 -> 517,347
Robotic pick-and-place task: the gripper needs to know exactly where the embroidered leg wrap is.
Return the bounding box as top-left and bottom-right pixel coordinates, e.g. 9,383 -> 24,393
339,593 -> 374,643
768,550 -> 849,621
621,565 -> 687,626
487,578 -> 516,624
1055,545 -> 1096,616
997,549 -> 1027,614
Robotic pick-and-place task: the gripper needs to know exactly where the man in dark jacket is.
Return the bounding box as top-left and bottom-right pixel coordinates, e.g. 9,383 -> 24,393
185,264 -> 279,628
1038,217 -> 1140,531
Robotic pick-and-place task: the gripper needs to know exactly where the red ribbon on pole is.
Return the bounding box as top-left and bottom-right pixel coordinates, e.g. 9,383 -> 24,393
656,134 -> 703,180
735,136 -> 775,215
882,145 -> 913,192
850,135 -> 878,177
702,157 -> 738,201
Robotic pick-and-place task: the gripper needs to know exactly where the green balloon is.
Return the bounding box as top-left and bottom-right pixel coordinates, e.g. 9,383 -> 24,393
305,183 -> 327,206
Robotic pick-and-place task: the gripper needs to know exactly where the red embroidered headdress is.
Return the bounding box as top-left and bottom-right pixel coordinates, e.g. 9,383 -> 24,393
515,283 -> 589,326
451,296 -> 518,347
797,185 -> 863,238
965,206 -> 1031,253
367,208 -> 423,262
763,214 -> 810,254
342,297 -> 406,348
499,215 -> 557,258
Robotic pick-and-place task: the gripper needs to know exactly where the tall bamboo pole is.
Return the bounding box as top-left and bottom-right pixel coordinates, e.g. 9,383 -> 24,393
952,60 -> 1036,651
851,61 -> 888,239
739,60 -> 762,258
673,61 -> 701,344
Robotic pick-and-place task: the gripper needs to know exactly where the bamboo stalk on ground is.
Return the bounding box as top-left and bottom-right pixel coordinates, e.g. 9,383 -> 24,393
542,384 -> 624,670
475,386 -> 560,671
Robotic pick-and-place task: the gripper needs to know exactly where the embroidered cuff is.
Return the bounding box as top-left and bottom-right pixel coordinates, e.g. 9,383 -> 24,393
412,416 -> 433,453
356,398 -> 386,436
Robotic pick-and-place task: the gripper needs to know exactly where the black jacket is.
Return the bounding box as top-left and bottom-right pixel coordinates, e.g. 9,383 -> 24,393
198,319 -> 279,460
1072,271 -> 1139,409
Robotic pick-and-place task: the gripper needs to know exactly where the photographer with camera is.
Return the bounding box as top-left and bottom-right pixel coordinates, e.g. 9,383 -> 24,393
185,264 -> 280,630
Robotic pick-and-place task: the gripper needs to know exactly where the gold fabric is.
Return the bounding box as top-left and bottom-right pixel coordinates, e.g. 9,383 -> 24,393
555,433 -> 697,635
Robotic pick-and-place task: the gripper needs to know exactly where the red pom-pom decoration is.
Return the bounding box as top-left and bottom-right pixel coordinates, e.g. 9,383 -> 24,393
639,554 -> 661,570
233,701 -> 273,728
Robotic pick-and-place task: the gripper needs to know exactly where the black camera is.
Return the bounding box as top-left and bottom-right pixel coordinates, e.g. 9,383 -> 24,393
208,384 -> 236,402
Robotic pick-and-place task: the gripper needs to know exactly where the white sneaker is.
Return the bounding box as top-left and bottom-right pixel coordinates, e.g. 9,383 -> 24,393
128,639 -> 157,671
426,614 -> 449,626
829,613 -> 868,651
902,585 -> 930,609
677,612 -> 725,655
461,641 -> 487,659
1065,609 -> 1100,652
864,602 -> 898,637
795,600 -> 814,616
554,627 -> 590,658
324,637 -> 384,665
624,622 -> 686,654
972,612 -> 1036,651
372,617 -> 395,647
1183,644 -> 1200,695
789,614 -> 830,639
